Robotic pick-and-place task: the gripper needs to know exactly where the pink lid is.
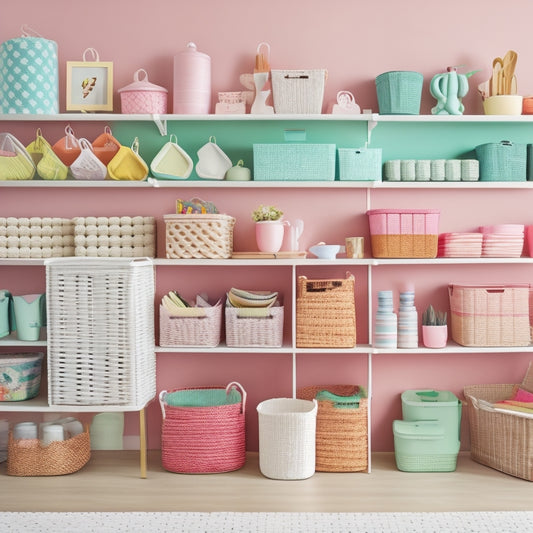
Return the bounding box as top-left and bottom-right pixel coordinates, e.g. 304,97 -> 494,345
118,69 -> 168,93
367,209 -> 440,215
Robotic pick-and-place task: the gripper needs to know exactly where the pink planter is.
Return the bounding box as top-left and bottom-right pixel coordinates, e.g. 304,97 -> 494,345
422,325 -> 448,348
255,221 -> 285,253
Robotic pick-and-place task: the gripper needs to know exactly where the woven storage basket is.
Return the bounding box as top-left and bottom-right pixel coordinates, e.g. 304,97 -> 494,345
367,208 -> 440,258
375,71 -> 423,115
225,303 -> 283,347
257,397 -> 318,480
0,352 -> 44,401
297,385 -> 368,472
164,214 -> 235,259
159,300 -> 222,347
253,143 -> 336,181
159,382 -> 246,474
46,258 -> 155,407
271,69 -> 326,114
73,216 -> 156,258
338,148 -> 382,181
7,429 -> 91,476
449,283 -> 530,347
476,141 -> 527,181
296,274 -> 356,348
464,362 -> 533,481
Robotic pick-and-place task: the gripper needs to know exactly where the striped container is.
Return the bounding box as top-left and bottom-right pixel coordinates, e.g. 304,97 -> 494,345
374,290 -> 397,349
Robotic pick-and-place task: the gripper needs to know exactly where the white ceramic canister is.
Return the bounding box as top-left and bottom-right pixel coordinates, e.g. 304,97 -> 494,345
173,42 -> 211,114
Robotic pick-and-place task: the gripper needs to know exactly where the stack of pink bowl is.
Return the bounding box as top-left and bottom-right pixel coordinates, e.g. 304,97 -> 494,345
480,225 -> 524,257
438,233 -> 483,257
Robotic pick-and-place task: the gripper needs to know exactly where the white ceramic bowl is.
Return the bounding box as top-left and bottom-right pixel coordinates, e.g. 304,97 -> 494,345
483,95 -> 523,116
309,244 -> 342,259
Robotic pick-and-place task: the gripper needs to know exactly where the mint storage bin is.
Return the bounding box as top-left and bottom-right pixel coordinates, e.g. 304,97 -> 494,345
475,141 -> 527,181
375,71 -> 423,115
0,290 -> 13,338
338,148 -> 382,181
393,420 -> 460,472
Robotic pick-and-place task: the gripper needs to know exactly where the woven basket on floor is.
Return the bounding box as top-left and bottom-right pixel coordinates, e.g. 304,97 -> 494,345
297,385 -> 368,472
296,273 -> 356,348
159,382 -> 246,474
7,429 -> 91,476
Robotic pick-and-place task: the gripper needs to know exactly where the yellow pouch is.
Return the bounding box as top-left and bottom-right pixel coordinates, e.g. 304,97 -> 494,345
0,132 -> 35,180
107,137 -> 148,181
26,129 -> 68,181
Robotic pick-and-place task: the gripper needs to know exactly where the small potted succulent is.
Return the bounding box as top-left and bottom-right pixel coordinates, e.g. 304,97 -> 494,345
252,204 -> 285,253
422,304 -> 448,348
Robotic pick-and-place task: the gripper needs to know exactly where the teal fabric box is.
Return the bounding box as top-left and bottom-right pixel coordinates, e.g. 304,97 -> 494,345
338,148 -> 382,181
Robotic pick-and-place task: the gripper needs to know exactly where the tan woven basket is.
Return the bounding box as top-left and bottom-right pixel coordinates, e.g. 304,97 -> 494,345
297,385 -> 368,472
464,362 -> 533,481
296,274 -> 356,348
7,429 -> 91,476
164,214 -> 235,259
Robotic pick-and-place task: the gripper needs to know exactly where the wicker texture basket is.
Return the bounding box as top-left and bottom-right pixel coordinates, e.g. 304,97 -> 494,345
476,141 -> 527,182
297,385 -> 368,472
338,148 -> 382,181
159,301 -> 222,347
271,69 -> 326,114
449,283 -> 530,347
296,274 -> 356,348
7,429 -> 91,476
464,362 -> 533,481
160,382 -> 246,474
375,71 -> 423,115
46,258 -> 155,407
165,214 -> 235,259
225,304 -> 283,347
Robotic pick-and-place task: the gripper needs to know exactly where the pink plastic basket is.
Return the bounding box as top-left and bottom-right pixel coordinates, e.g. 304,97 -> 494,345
159,382 -> 246,474
118,69 -> 168,114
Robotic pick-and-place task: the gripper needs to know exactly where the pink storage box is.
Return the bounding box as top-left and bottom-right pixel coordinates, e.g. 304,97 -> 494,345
118,69 -> 168,114
367,208 -> 440,258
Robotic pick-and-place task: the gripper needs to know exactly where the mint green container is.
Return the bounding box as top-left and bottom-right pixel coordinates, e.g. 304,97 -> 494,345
12,294 -> 46,342
393,420 -> 460,472
0,290 -> 13,338
375,71 -> 423,115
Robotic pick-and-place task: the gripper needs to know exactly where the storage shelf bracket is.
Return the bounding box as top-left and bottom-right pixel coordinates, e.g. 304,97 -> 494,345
367,114 -> 379,145
152,114 -> 167,136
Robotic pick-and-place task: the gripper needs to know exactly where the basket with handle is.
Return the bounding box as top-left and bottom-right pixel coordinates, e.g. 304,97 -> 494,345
476,141 -> 527,181
271,69 -> 327,114
225,302 -> 283,347
297,384 -> 368,472
159,382 -> 246,474
296,273 -> 356,348
0,132 -> 36,180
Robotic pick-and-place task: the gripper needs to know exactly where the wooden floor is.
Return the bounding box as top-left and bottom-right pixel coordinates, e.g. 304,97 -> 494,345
2,451 -> 533,513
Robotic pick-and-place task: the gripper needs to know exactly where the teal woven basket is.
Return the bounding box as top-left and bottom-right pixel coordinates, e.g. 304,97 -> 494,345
338,148 -> 382,181
253,143 -> 336,181
475,141 -> 526,181
375,71 -> 423,115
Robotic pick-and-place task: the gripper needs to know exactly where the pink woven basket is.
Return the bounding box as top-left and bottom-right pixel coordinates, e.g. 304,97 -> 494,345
159,382 -> 246,474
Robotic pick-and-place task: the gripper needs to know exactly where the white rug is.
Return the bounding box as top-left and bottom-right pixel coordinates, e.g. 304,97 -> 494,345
2,511 -> 533,532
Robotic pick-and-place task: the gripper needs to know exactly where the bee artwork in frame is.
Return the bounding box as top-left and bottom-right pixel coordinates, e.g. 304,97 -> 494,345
66,61 -> 113,112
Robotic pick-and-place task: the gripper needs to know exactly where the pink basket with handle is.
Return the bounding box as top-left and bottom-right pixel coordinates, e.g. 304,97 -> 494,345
118,69 -> 168,114
159,382 -> 246,474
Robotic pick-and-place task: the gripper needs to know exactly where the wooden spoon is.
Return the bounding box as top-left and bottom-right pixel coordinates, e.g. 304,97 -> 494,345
491,58 -> 503,96
502,50 -> 517,95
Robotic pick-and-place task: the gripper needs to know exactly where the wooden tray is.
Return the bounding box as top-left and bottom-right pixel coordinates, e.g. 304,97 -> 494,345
231,251 -> 307,259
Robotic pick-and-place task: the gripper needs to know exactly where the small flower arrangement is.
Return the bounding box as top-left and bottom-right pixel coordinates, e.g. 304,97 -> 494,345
252,204 -> 283,222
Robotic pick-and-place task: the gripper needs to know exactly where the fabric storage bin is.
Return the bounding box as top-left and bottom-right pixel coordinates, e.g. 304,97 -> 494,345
225,303 -> 283,347
0,352 -> 44,401
375,71 -> 423,115
338,148 -> 382,181
296,273 -> 356,348
164,214 -> 235,259
159,300 -> 222,347
73,216 -> 156,258
393,420 -> 460,472
7,429 -> 91,476
475,141 -> 527,181
118,69 -> 168,114
253,143 -> 336,181
449,283 -> 530,347
271,69 -> 326,114
367,208 -> 440,258
297,385 -> 368,472
257,398 -> 318,480
464,362 -> 533,481
46,258 -> 155,407
159,382 -> 246,474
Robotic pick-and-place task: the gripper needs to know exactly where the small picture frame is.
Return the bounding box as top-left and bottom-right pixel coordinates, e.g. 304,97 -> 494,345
66,60 -> 113,112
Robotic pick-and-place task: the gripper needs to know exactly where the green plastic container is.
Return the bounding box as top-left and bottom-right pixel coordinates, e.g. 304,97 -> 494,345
393,420 -> 459,472
401,389 -> 462,440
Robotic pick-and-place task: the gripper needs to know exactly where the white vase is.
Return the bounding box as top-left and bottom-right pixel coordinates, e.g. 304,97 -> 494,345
255,220 -> 285,253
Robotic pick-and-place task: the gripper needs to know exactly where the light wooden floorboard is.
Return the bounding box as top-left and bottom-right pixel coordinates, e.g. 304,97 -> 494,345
2,451 -> 533,513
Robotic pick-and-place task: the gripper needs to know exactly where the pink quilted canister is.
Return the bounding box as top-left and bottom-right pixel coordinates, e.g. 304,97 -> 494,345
173,42 -> 211,114
118,69 -> 168,114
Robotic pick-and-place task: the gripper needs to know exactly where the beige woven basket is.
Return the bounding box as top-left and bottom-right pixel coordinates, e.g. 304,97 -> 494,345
225,304 -> 283,347
297,385 -> 368,472
7,429 -> 91,476
464,362 -> 533,481
296,274 -> 356,348
164,214 -> 235,259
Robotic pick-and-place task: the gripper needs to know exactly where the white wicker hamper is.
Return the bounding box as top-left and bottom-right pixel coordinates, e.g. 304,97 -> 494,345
45,257 -> 156,408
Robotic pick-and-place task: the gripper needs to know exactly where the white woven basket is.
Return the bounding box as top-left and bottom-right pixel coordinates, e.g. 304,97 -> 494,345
271,69 -> 326,114
45,257 -> 155,407
257,398 -> 317,480
225,304 -> 283,347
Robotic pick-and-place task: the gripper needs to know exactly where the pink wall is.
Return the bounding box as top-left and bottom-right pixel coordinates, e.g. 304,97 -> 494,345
2,1 -> 533,454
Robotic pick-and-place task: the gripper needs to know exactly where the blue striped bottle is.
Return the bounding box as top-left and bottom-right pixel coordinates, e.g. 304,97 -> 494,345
374,290 -> 397,349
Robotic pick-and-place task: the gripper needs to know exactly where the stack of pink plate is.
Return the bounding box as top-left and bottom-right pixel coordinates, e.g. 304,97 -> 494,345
438,233 -> 483,257
480,224 -> 524,257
